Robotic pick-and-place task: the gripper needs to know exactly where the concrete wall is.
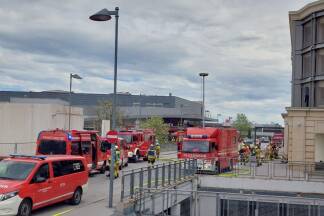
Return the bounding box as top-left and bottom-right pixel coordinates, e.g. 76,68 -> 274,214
0,102 -> 84,155
283,108 -> 324,162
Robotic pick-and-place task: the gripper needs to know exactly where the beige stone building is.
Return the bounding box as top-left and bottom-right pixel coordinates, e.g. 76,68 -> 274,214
284,1 -> 324,163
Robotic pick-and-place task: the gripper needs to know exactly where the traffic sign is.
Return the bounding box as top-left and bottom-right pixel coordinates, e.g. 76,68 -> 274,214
107,130 -> 118,143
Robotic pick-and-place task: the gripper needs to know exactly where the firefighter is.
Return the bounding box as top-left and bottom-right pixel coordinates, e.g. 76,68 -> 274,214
107,145 -> 120,178
156,142 -> 161,159
255,146 -> 262,166
147,144 -> 156,165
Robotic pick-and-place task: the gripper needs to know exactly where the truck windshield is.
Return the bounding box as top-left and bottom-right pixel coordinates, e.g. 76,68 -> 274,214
182,140 -> 209,153
38,140 -> 66,155
118,134 -> 132,144
0,160 -> 35,180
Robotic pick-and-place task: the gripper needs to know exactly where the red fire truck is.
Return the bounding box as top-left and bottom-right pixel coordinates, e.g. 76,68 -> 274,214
101,136 -> 129,169
117,129 -> 155,162
36,129 -> 108,174
177,127 -> 239,174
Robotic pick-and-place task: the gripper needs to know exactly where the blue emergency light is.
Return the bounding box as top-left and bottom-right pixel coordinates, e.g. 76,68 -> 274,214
67,133 -> 73,141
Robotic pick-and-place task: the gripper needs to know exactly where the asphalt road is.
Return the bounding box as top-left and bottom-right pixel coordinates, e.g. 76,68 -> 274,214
32,151 -> 177,216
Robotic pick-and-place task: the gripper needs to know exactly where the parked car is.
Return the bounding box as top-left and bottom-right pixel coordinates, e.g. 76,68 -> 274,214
0,154 -> 88,216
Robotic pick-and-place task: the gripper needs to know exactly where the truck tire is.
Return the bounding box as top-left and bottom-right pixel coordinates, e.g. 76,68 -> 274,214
100,162 -> 106,174
17,199 -> 32,216
134,152 -> 140,163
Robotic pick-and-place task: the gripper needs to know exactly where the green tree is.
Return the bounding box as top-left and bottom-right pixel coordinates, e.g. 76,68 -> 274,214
140,117 -> 169,145
233,113 -> 252,137
95,100 -> 123,131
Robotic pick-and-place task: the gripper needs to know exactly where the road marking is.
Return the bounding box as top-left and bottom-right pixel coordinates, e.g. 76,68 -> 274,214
52,208 -> 73,216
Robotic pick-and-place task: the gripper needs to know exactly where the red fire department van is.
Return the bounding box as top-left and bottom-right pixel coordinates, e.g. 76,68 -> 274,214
117,129 -> 155,162
0,154 -> 88,216
101,137 -> 129,169
177,127 -> 239,174
36,129 -> 108,174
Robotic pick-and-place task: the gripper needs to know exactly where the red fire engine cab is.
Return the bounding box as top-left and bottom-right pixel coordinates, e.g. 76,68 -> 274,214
36,129 -> 108,174
117,129 -> 155,162
177,127 -> 238,174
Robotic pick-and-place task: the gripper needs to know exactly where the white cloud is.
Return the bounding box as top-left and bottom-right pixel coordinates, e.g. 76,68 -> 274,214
0,0 -> 316,124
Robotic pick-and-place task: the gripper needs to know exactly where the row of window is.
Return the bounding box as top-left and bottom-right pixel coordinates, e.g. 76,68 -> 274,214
303,17 -> 324,48
301,81 -> 324,107
33,160 -> 85,183
302,49 -> 324,78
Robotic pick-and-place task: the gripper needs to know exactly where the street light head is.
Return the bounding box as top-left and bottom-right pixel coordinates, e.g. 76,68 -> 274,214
199,72 -> 209,77
71,74 -> 82,79
89,8 -> 112,21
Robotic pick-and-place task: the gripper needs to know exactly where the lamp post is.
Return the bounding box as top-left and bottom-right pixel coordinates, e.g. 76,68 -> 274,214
69,73 -> 82,130
199,73 -> 208,128
90,7 -> 119,208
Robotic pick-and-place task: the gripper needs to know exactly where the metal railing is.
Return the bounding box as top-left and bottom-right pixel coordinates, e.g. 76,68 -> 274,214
121,159 -> 197,201
0,142 -> 35,155
134,188 -> 324,216
231,159 -> 324,182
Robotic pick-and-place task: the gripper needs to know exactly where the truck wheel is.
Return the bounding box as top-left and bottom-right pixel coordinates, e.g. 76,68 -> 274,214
100,162 -> 106,174
17,199 -> 32,216
134,152 -> 140,163
69,188 -> 82,205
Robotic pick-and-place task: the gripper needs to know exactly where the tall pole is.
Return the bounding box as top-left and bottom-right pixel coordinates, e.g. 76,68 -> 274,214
69,73 -> 72,130
202,76 -> 205,128
199,73 -> 208,128
109,7 -> 119,208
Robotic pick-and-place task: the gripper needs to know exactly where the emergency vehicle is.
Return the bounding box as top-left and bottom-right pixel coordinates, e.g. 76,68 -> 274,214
101,137 -> 129,169
177,127 -> 239,174
36,129 -> 108,174
0,154 -> 88,216
117,129 -> 155,162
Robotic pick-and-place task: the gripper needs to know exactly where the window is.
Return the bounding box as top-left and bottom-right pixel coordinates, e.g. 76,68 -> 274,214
81,141 -> 91,155
71,142 -> 81,155
0,160 -> 35,180
303,21 -> 312,47
302,52 -> 312,78
182,140 -> 209,153
317,17 -> 324,43
317,49 -> 324,75
118,134 -> 132,144
31,163 -> 49,183
52,160 -> 85,177
38,140 -> 66,155
302,86 -> 310,107
316,81 -> 324,106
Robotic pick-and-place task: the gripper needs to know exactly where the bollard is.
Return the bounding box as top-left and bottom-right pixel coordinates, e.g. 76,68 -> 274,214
130,170 -> 135,198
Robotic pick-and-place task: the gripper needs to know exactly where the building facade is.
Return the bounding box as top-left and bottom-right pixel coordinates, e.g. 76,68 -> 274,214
290,0 -> 324,107
0,91 -> 206,130
284,0 -> 324,162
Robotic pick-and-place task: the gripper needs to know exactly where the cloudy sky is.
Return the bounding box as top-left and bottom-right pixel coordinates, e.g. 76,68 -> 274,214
0,0 -> 315,124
